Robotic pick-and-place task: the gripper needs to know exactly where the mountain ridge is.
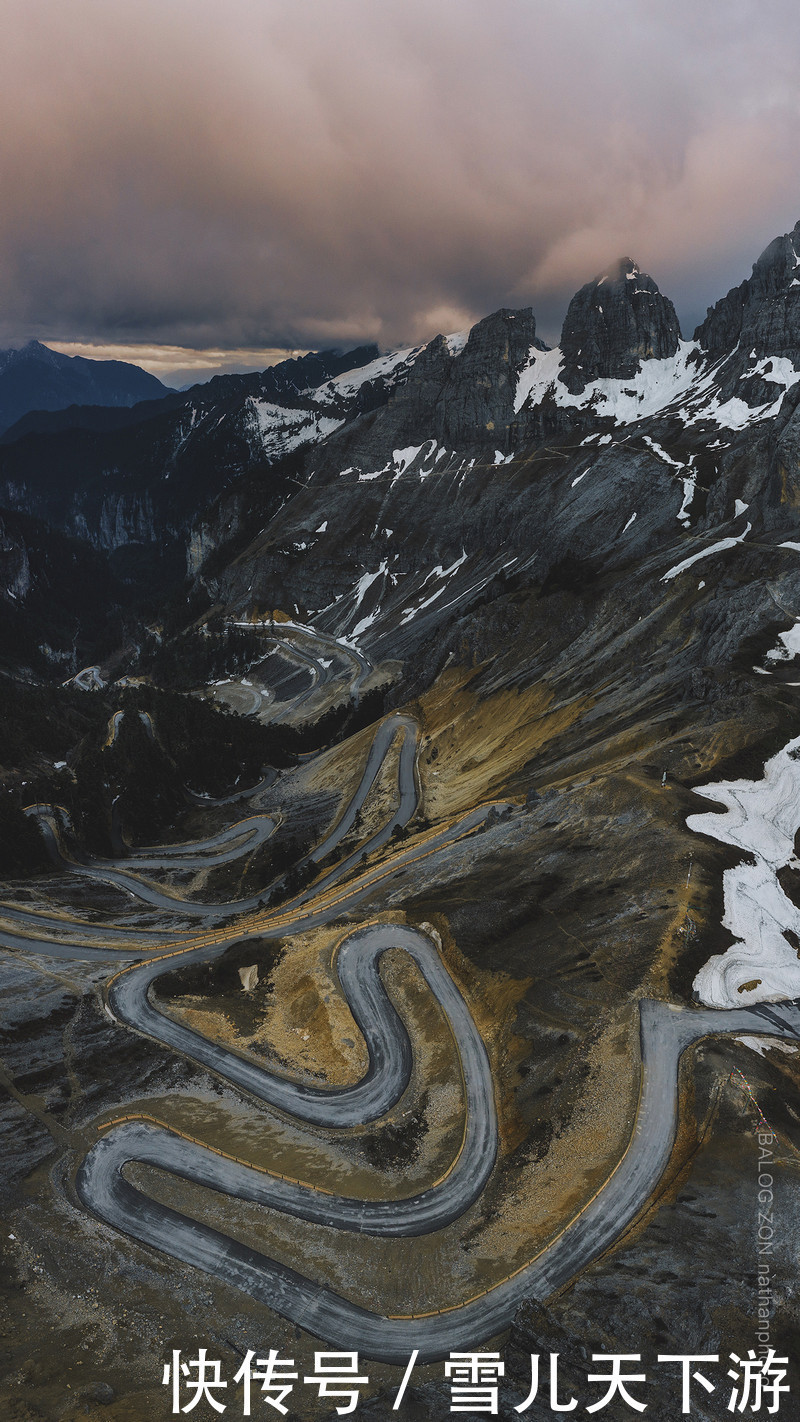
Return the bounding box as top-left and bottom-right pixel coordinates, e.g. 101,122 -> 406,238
559,256 -> 682,393
3,217 -> 800,680
0,339 -> 171,435
5,219 -> 800,1409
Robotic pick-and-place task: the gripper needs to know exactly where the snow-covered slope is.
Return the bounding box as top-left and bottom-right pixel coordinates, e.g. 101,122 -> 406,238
514,340 -> 800,432
189,225 -> 800,672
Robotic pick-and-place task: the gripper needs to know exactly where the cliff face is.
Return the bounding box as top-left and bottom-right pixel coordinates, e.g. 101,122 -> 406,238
0,515 -> 32,602
559,257 -> 682,393
0,507 -> 124,674
4,219 -> 800,686
694,218 -> 800,403
0,344 -> 406,583
177,235 -> 800,645
5,225 -> 800,622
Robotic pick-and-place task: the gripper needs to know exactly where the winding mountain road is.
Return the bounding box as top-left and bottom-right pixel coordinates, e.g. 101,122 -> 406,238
78,954 -> 800,1362
7,685 -> 800,1364
32,808 -> 280,878
23,712 -> 419,921
233,618 -> 373,709
82,923 -> 498,1233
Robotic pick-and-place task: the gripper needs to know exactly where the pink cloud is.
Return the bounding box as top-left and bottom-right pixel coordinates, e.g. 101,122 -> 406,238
0,0 -> 798,351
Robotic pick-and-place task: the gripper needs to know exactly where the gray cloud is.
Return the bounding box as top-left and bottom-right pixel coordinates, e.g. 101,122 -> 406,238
2,0 -> 800,354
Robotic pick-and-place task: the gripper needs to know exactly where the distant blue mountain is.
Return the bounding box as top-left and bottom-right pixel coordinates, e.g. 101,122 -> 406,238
0,340 -> 170,433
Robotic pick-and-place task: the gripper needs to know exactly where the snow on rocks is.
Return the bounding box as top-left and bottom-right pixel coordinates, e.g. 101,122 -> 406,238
642,436 -> 684,468
766,623 -> 800,664
640,443 -> 697,528
677,464 -> 697,527
312,346 -> 423,405
513,338 -> 800,431
355,441 -> 447,488
247,399 -> 343,459
444,330 -> 470,356
680,355 -> 800,431
690,734 -> 800,1006
398,553 -> 468,626
514,341 -> 703,423
346,562 -> 389,641
660,524 -> 751,582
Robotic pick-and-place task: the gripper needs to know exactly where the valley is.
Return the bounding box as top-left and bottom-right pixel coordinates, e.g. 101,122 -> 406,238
3,224 -> 800,1418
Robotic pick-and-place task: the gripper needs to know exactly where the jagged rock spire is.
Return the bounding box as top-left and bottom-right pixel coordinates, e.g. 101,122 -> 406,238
371,306 -> 546,451
693,219 -> 800,403
559,257 -> 681,394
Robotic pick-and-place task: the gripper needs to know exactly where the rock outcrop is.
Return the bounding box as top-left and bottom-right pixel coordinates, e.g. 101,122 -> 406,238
559,257 -> 682,393
694,219 -> 800,404
0,514 -> 32,602
0,506 -> 123,673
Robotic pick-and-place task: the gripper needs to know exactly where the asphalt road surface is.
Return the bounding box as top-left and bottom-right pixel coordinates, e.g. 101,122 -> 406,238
251,618 -> 373,708
81,921 -> 498,1233
23,713 -> 419,920
9,679 -> 799,1363
77,975 -> 800,1362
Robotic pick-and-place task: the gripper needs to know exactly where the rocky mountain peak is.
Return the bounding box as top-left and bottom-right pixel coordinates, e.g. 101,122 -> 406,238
459,307 -> 547,372
19,339 -> 59,361
693,218 -> 800,403
559,258 -> 682,394
379,306 -> 546,452
0,340 -> 80,373
604,256 -> 639,281
0,339 -> 170,435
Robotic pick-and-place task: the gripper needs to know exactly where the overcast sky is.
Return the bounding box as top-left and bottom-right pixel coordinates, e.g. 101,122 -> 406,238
4,0 -> 800,377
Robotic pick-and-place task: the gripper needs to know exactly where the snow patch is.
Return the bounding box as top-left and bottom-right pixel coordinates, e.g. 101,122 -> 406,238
766,623 -> 800,663
684,356 -> 800,430
660,524 -> 751,582
690,734 -> 800,1006
248,399 -> 343,458
514,340 -> 800,432
677,462 -> 697,528
514,341 -> 704,424
444,330 -> 469,356
394,444 -> 425,476
643,436 -> 684,469
345,561 -> 389,641
398,553 -> 469,626
313,346 -> 422,405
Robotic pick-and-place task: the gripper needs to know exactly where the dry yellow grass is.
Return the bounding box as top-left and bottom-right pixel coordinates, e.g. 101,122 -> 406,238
413,666 -> 591,819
